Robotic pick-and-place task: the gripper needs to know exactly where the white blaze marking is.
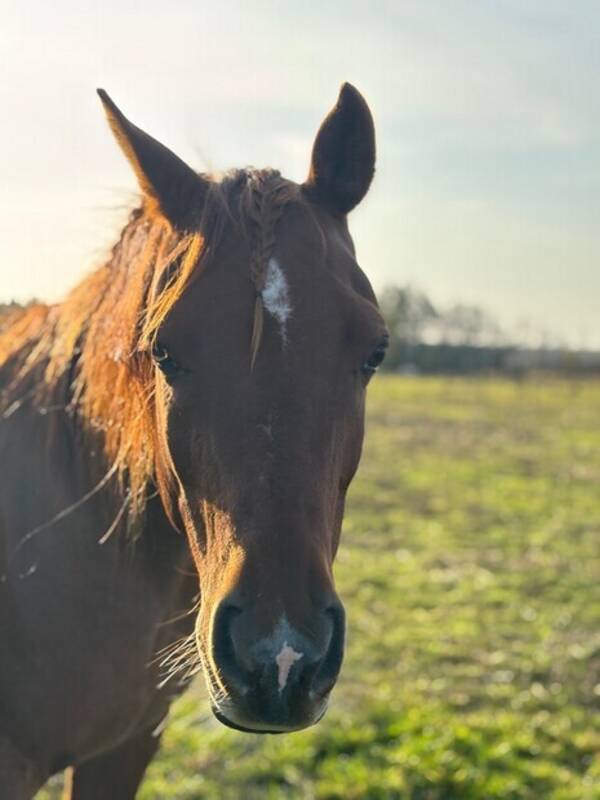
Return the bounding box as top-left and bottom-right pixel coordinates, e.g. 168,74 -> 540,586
262,258 -> 291,342
275,641 -> 303,691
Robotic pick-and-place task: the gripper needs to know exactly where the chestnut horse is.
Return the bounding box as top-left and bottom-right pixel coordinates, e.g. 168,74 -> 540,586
0,84 -> 387,798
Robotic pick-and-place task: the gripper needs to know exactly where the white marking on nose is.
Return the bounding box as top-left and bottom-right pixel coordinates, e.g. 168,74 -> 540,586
275,641 -> 303,692
262,258 -> 291,342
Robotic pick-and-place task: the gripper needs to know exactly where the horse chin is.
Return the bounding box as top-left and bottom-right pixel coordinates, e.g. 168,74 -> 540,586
210,699 -> 329,735
211,706 -> 287,734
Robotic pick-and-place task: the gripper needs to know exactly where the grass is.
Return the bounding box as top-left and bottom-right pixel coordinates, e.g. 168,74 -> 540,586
41,376 -> 600,798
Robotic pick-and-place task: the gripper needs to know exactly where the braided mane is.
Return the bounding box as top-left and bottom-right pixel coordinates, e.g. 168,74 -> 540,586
0,169 -> 299,529
244,169 -> 295,366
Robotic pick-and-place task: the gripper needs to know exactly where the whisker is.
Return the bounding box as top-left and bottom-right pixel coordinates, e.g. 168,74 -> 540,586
156,597 -> 200,628
151,633 -> 196,666
159,645 -> 197,671
156,642 -> 202,690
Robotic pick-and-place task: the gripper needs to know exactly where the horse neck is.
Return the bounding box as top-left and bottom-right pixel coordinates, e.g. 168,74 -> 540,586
2,353 -> 185,572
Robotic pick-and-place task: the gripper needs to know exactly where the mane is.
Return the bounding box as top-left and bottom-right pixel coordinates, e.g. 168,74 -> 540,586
0,168 -> 299,531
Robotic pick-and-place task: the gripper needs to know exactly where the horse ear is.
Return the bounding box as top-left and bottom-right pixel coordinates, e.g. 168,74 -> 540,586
97,89 -> 207,229
304,83 -> 375,215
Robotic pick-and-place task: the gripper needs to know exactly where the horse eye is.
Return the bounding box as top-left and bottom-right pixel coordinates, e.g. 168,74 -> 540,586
361,336 -> 389,379
151,341 -> 189,380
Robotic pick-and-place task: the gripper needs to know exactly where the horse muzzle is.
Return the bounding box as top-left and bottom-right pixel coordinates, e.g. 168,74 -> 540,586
202,596 -> 346,733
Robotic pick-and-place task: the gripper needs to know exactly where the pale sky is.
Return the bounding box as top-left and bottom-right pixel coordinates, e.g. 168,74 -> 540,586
2,1 -> 599,346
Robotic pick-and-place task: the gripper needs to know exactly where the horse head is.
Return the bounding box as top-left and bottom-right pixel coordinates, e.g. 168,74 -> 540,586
99,84 -> 387,733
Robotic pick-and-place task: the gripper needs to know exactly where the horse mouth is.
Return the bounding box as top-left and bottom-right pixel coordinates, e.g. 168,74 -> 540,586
210,698 -> 329,735
212,706 -> 287,734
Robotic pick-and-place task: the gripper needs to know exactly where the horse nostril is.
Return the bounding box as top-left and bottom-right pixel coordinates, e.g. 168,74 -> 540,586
310,601 -> 346,699
211,602 -> 248,695
209,597 -> 346,709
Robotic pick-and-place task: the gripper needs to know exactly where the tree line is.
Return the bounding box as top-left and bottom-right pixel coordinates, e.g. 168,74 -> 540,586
379,285 -> 600,375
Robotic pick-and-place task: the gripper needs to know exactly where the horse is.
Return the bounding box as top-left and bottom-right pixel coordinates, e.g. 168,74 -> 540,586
0,83 -> 388,798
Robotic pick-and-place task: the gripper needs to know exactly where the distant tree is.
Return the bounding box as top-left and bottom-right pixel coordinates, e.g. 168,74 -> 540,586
433,303 -> 506,347
377,285 -> 514,372
377,286 -> 437,371
379,285 -> 438,345
374,283 -> 599,376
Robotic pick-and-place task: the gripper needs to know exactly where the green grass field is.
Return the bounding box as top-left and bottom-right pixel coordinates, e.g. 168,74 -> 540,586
42,376 -> 599,799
